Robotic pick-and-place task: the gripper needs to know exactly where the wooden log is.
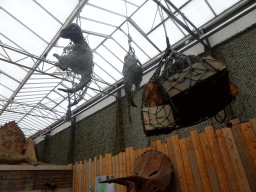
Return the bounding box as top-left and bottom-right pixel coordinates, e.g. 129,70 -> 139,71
190,130 -> 212,192
151,141 -> 157,150
204,126 -> 229,192
115,154 -> 120,192
126,148 -> 131,176
130,147 -> 135,173
240,122 -> 256,168
249,118 -> 256,137
199,132 -> 221,192
0,170 -> 36,180
0,165 -> 73,171
170,135 -> 188,192
179,138 -> 196,192
0,179 -> 34,191
230,119 -> 256,191
99,155 -> 103,176
166,136 -> 182,192
222,127 -> 251,192
186,137 -> 203,192
34,177 -> 73,189
215,129 -> 240,191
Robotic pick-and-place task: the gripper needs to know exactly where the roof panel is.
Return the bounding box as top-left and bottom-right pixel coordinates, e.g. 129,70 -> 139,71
0,73 -> 20,92
0,84 -> 13,98
103,39 -> 127,61
81,19 -> 117,35
1,0 -> 61,43
207,0 -> 241,15
0,10 -> 47,56
85,34 -> 105,50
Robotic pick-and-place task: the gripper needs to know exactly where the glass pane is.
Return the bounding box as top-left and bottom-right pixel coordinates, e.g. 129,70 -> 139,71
84,34 -> 105,50
1,0 -> 61,42
207,0 -> 240,15
94,54 -> 122,81
0,10 -> 47,56
131,0 -> 167,34
121,24 -> 160,58
0,59 -> 28,82
93,64 -> 116,84
81,5 -> 125,26
96,46 -> 123,73
81,19 -> 116,35
0,85 -> 13,98
103,39 -> 127,61
36,0 -> 78,23
180,0 -> 215,28
126,0 -> 146,6
0,74 -> 20,91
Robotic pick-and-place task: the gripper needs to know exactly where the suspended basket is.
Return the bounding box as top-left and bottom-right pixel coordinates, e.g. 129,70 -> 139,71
141,50 -> 238,136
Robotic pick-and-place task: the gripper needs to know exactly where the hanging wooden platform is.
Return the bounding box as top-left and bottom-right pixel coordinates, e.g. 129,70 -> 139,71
71,117 -> 256,192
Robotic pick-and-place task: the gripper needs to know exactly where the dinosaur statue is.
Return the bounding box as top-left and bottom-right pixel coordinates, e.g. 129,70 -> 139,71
100,150 -> 172,192
123,54 -> 143,122
53,23 -> 94,93
0,121 -> 44,165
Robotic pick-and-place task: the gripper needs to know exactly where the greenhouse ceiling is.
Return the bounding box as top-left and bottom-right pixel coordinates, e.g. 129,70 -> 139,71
0,0 -> 247,137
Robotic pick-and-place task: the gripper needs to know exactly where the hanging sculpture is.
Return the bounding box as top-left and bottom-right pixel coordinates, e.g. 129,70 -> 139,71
141,48 -> 238,136
53,23 -> 94,93
0,121 -> 43,165
100,150 -> 172,192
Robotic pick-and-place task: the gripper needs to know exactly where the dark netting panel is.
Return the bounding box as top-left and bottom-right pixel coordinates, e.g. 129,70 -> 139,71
141,50 -> 236,136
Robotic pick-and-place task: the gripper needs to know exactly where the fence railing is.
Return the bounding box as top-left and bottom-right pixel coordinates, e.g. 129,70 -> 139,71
69,118 -> 256,192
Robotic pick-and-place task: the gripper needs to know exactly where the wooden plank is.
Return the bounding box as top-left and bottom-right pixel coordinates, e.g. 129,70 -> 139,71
123,151 -> 127,178
115,154 -> 120,192
166,136 -> 182,192
106,154 -> 110,175
18,188 -> 72,192
74,162 -> 77,192
17,187 -> 72,192
119,152 -> 124,192
222,127 -> 251,192
215,129 -> 240,191
171,135 -> 188,192
126,148 -> 131,176
80,161 -> 83,192
91,159 -> 94,191
0,179 -> 34,191
103,157 -> 106,176
130,147 -> 135,174
190,130 -> 212,192
84,160 -> 88,192
156,140 -> 168,156
0,170 -> 36,180
151,141 -> 157,150
179,138 -> 196,192
230,118 -> 256,191
112,155 -> 116,192
199,132 -> 221,192
249,118 -> 256,137
0,165 -> 73,171
109,154 -> 113,175
240,122 -> 256,168
93,157 -> 97,192
35,170 -> 73,179
34,177 -> 73,189
99,155 -> 103,176
204,126 -> 230,192
88,159 -> 92,192
97,159 -> 100,176
186,137 -> 203,192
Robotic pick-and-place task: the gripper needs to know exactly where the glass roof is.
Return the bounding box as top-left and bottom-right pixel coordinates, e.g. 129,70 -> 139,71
0,0 -> 244,137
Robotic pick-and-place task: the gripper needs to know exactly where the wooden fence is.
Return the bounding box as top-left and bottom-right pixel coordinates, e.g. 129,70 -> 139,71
70,118 -> 256,192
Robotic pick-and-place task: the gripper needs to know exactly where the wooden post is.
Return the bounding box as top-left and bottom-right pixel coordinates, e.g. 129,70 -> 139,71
240,122 -> 256,168
229,119 -> 256,190
130,147 -> 135,173
204,126 -> 230,192
199,132 -> 221,191
190,130 -> 212,192
171,135 -> 188,192
99,155 -> 103,176
93,157 -> 97,192
115,154 -> 120,192
125,148 -> 131,176
249,118 -> 256,137
179,138 -> 196,192
215,129 -> 239,191
112,155 -> 117,192
222,128 -> 251,191
84,160 -> 88,192
88,159 -> 92,192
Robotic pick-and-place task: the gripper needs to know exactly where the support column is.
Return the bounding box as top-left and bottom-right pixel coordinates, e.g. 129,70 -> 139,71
67,116 -> 77,164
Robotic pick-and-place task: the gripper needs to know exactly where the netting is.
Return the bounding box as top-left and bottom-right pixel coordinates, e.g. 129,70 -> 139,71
141,49 -> 237,136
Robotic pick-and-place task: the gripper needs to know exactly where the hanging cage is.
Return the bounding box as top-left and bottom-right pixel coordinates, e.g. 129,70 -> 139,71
141,49 -> 238,136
